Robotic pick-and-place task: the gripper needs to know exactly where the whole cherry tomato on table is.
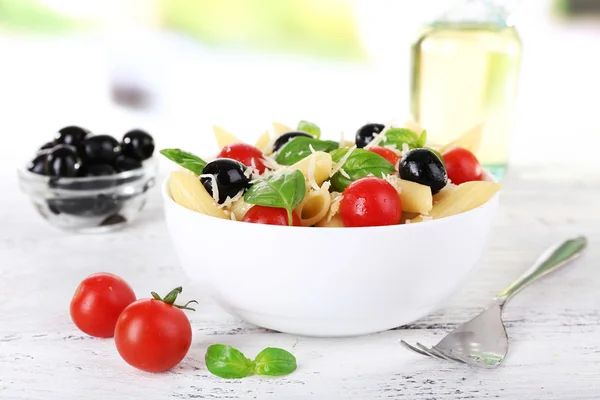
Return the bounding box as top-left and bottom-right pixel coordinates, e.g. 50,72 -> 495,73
242,205 -> 302,226
70,273 -> 136,338
217,143 -> 267,174
340,177 -> 402,227
442,147 -> 483,185
114,287 -> 196,373
368,146 -> 401,168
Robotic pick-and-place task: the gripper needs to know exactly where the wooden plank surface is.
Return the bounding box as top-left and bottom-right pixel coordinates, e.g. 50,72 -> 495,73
1,167 -> 599,399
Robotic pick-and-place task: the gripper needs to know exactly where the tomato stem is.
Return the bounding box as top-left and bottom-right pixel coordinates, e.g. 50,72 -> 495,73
150,287 -> 198,311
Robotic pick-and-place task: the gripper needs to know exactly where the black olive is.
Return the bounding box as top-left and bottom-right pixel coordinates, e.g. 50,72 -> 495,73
272,131 -> 313,152
355,123 -> 385,148
398,148 -> 448,194
114,155 -> 142,172
28,152 -> 49,175
81,135 -> 121,163
39,142 -> 54,153
86,163 -> 116,176
45,145 -> 83,178
121,129 -> 154,161
200,158 -> 251,204
46,196 -> 122,218
54,126 -> 90,146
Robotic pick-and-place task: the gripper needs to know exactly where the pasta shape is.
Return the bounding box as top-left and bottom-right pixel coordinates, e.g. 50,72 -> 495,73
213,125 -> 241,148
169,170 -> 228,219
316,213 -> 344,228
295,184 -> 331,227
227,198 -> 254,221
385,176 -> 433,214
433,182 -> 457,204
410,181 -> 500,222
272,121 -> 293,136
291,151 -> 332,186
438,123 -> 483,154
255,130 -> 271,151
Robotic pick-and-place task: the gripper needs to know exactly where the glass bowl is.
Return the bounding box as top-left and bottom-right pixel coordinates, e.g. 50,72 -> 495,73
18,159 -> 157,233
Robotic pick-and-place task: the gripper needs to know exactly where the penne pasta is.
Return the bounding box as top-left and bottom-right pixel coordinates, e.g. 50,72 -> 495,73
272,121 -> 293,136
255,130 -> 271,151
433,182 -> 457,204
291,151 -> 332,187
227,198 -> 254,221
384,175 -> 433,214
295,184 -> 331,227
169,170 -> 229,219
410,181 -> 500,222
213,125 -> 241,148
316,213 -> 344,228
438,123 -> 483,154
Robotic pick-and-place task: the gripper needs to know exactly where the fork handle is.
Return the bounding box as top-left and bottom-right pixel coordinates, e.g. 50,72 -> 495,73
495,236 -> 587,305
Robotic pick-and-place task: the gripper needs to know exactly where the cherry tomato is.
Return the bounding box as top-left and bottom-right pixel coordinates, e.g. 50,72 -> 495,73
114,287 -> 195,372
368,146 -> 400,168
340,177 -> 402,227
217,143 -> 267,174
70,273 -> 136,338
242,206 -> 301,226
442,147 -> 483,184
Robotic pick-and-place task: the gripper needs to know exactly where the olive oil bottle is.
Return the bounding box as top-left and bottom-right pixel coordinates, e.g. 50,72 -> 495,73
411,0 -> 522,178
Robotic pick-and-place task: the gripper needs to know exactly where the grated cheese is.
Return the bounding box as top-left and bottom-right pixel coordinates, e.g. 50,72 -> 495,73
217,189 -> 244,209
382,174 -> 403,194
243,167 -> 253,178
339,168 -> 350,179
199,174 -> 220,203
309,144 -> 316,154
401,143 -> 410,155
330,145 -> 356,177
230,212 -> 237,221
307,153 -> 319,190
364,121 -> 394,149
325,191 -> 343,223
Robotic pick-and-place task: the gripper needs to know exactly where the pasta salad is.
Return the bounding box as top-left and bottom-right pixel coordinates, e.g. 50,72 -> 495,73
161,121 -> 500,227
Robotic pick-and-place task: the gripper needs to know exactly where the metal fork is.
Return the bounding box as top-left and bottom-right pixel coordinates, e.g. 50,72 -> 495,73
401,236 -> 588,368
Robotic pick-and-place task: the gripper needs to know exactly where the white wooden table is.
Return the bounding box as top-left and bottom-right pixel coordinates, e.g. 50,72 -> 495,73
1,166 -> 599,400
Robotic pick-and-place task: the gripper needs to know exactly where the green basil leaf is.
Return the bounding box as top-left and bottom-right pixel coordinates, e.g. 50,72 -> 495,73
253,348 -> 297,376
418,130 -> 428,147
205,345 -> 253,379
297,120 -> 321,139
244,170 -> 306,224
160,148 -> 207,175
275,137 -> 339,166
380,128 -> 421,150
330,148 -> 395,192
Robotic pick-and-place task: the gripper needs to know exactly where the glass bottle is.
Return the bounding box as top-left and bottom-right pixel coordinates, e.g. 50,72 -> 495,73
410,0 -> 522,178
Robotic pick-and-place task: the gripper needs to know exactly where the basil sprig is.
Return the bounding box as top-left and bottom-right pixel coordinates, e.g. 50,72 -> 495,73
297,120 -> 321,139
160,148 -> 207,175
330,148 -> 395,191
205,345 -> 297,379
205,345 -> 254,379
380,128 -> 425,150
275,136 -> 339,165
244,170 -> 306,225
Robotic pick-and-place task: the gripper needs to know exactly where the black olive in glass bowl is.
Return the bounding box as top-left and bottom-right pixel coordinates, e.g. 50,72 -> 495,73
272,131 -> 313,152
39,142 -> 54,153
28,152 -> 49,175
81,135 -> 121,164
121,129 -> 154,161
45,145 -> 84,178
86,163 -> 116,177
54,126 -> 90,146
114,155 -> 142,172
200,158 -> 251,204
355,123 -> 385,148
398,148 -> 448,194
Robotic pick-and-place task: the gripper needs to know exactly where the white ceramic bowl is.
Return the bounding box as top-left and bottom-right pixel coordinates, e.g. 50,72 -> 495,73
163,176 -> 499,337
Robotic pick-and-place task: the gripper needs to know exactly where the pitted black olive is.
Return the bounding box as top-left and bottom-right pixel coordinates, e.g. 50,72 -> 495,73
81,135 -> 121,163
121,129 -> 154,161
272,131 -> 313,152
398,148 -> 447,194
114,156 -> 142,172
28,152 -> 49,175
355,123 -> 385,148
45,145 -> 83,178
200,158 -> 251,204
54,126 -> 90,146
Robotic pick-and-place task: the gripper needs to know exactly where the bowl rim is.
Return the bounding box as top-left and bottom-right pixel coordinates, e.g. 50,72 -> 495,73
17,157 -> 158,184
161,169 -> 500,231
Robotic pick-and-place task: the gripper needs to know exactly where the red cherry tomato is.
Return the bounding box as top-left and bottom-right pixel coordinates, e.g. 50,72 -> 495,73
368,146 -> 400,168
242,206 -> 301,226
114,287 -> 195,372
70,273 -> 136,338
442,147 -> 483,184
217,143 -> 267,174
340,177 -> 402,227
